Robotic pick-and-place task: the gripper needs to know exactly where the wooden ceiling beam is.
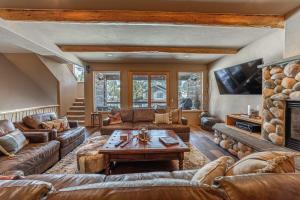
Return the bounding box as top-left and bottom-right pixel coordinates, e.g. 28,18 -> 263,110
58,45 -> 239,54
0,9 -> 284,28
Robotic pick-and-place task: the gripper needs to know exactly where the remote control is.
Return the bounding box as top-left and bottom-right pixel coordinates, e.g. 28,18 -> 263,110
114,140 -> 125,147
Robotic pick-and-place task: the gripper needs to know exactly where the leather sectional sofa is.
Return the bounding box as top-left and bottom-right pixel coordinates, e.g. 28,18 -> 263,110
1,170 -> 299,200
15,112 -> 86,158
101,108 -> 190,142
0,120 -> 60,175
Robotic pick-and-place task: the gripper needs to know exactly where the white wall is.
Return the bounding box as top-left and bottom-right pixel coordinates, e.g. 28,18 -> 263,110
285,10 -> 300,58
208,30 -> 284,120
0,54 -> 55,111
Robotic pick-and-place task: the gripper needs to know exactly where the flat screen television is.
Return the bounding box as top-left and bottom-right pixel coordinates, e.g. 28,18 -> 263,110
214,58 -> 263,95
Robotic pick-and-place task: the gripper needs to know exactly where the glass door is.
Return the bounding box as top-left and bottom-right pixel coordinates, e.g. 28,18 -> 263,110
129,72 -> 169,109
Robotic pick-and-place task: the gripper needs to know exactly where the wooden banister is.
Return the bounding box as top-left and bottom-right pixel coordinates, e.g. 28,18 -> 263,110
0,105 -> 60,122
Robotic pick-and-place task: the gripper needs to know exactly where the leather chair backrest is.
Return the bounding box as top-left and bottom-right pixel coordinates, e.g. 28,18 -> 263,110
0,120 -> 16,136
213,173 -> 300,200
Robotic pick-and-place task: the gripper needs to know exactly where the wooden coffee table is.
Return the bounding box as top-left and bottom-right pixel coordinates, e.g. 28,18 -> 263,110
99,130 -> 190,175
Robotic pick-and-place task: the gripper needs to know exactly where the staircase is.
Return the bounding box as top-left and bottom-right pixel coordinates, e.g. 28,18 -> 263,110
67,98 -> 85,126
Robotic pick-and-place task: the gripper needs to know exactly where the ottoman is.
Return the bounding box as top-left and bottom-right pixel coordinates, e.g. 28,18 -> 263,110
76,136 -> 107,173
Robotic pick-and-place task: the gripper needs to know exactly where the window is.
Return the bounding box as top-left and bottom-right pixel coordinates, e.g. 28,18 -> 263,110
130,72 -> 168,109
73,64 -> 84,82
94,72 -> 121,111
178,72 -> 203,110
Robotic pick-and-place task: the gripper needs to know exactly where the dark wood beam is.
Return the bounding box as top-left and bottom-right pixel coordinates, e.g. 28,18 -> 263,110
58,45 -> 239,54
0,9 -> 284,28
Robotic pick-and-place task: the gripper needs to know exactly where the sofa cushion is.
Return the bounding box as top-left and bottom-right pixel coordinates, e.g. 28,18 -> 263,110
226,151 -> 297,176
120,109 -> 134,122
133,122 -> 160,130
105,170 -> 198,182
0,141 -> 60,174
214,173 -> 300,200
23,113 -> 58,129
0,180 -> 53,200
157,124 -> 190,133
154,113 -> 171,124
56,127 -> 85,148
0,129 -> 28,155
108,112 -> 122,125
133,109 -> 155,122
26,174 -> 106,190
0,120 -> 15,136
47,180 -> 225,200
191,156 -> 234,185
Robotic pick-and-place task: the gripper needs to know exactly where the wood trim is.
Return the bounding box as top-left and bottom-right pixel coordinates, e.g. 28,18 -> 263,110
58,45 -> 239,54
0,9 -> 284,28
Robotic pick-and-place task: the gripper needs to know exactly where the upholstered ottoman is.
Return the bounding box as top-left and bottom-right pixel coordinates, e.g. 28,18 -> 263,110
76,136 -> 107,173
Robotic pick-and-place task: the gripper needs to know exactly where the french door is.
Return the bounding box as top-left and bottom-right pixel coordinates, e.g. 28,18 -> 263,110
129,72 -> 169,109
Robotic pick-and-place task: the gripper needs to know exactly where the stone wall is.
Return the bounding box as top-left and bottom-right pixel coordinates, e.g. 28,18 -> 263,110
214,130 -> 255,159
262,62 -> 300,146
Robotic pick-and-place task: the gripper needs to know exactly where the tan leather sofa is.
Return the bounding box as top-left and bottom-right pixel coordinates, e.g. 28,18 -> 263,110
15,112 -> 86,158
1,171 -> 300,200
101,108 -> 190,142
0,120 -> 60,175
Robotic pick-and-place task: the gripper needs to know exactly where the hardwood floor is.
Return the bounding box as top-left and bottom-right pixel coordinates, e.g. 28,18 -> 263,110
189,125 -> 236,161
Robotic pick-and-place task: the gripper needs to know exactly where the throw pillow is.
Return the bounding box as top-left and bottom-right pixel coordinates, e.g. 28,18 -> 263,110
23,116 -> 41,129
169,108 -> 182,124
191,156 -> 234,185
0,129 -> 28,155
154,113 -> 171,124
58,116 -> 70,131
41,117 -> 70,133
108,112 -> 122,125
225,151 -> 298,176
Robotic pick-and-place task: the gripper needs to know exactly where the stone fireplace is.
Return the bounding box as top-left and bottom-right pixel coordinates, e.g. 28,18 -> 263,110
285,100 -> 300,151
262,60 -> 300,147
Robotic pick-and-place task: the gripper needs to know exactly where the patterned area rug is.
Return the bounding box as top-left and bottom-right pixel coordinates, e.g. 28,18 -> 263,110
46,132 -> 210,174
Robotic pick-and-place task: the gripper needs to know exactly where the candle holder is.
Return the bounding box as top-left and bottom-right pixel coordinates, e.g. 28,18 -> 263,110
137,127 -> 151,143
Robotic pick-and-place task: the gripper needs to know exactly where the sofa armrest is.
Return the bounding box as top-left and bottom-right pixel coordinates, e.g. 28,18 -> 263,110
102,117 -> 110,126
69,121 -> 79,128
23,132 -> 50,143
1,170 -> 24,177
181,117 -> 188,125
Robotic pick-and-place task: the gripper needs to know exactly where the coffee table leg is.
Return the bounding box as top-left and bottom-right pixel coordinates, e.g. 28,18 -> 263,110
178,153 -> 184,170
104,154 -> 110,175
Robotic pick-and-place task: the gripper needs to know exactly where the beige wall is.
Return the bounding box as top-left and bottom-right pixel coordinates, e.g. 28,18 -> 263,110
208,30 -> 284,121
0,54 -> 55,111
285,10 -> 300,58
77,82 -> 84,98
39,57 -> 78,115
84,63 -> 208,125
4,53 -> 58,104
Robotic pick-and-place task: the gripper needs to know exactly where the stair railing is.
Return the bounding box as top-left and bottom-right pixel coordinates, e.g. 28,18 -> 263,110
0,105 -> 60,122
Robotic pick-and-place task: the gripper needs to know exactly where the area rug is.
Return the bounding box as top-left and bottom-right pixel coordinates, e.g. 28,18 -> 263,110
45,132 -> 210,174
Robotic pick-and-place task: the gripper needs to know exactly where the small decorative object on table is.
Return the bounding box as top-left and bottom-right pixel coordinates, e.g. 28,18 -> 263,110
137,127 -> 151,143
159,136 -> 179,146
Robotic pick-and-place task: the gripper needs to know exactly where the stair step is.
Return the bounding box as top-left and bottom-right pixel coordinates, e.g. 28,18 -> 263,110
67,115 -> 85,120
73,102 -> 85,106
67,111 -> 85,115
75,98 -> 85,103
70,106 -> 85,111
78,120 -> 85,125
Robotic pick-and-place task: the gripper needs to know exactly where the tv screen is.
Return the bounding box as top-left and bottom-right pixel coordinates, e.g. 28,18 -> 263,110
214,58 -> 263,95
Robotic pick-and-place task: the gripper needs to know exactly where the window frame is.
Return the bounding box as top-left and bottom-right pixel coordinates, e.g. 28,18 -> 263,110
93,71 -> 122,112
177,71 -> 203,111
128,71 -> 170,109
73,64 -> 85,82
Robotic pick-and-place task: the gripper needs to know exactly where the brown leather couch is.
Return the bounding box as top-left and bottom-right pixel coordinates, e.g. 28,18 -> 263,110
15,112 -> 86,158
0,120 -> 60,175
1,171 -> 300,200
101,108 -> 190,142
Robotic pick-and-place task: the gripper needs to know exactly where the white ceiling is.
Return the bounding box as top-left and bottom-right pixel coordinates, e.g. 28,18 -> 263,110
0,0 -> 299,15
3,22 -> 276,64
